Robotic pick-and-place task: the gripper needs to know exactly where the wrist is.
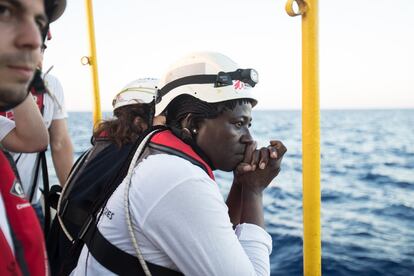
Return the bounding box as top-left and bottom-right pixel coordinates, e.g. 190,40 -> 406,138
240,187 -> 265,228
242,185 -> 264,197
231,179 -> 243,189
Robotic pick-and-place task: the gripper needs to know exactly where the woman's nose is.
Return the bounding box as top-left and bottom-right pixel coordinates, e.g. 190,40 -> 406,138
240,131 -> 253,144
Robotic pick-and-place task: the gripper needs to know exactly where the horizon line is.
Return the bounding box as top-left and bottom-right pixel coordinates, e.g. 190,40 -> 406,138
66,107 -> 414,112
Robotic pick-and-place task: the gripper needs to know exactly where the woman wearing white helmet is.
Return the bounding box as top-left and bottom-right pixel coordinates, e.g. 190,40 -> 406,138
93,77 -> 161,144
72,52 -> 286,276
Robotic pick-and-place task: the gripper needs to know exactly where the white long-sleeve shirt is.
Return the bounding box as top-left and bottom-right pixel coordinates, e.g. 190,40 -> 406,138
72,154 -> 272,276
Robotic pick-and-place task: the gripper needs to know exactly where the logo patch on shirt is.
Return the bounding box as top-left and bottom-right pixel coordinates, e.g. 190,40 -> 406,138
10,179 -> 25,198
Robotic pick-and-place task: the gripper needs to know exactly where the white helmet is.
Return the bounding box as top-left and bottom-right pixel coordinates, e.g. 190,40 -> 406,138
112,78 -> 158,111
155,52 -> 258,116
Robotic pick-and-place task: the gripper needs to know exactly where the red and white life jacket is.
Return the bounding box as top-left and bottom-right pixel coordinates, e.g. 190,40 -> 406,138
0,152 -> 48,276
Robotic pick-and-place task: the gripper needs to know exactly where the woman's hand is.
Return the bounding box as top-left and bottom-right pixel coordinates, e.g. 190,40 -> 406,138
234,140 -> 286,228
235,140 -> 287,192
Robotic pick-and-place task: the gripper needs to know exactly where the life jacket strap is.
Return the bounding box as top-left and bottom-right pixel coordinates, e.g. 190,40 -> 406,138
81,220 -> 183,276
150,130 -> 214,180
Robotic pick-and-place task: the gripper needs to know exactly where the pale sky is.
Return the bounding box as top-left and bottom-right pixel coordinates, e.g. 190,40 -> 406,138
43,0 -> 414,111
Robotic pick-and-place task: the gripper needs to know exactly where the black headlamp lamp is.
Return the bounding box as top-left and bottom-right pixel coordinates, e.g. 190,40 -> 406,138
215,69 -> 259,88
157,68 -> 258,103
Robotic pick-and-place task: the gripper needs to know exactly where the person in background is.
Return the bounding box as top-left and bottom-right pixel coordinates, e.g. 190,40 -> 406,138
40,32 -> 74,186
0,38 -> 73,216
47,77 -> 161,275
40,39 -> 74,187
2,41 -> 73,193
94,77 -> 161,145
0,0 -> 66,275
72,52 -> 286,276
1,16 -> 73,234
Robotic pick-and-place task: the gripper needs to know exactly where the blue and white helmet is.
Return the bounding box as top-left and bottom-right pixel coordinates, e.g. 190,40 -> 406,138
155,52 -> 258,116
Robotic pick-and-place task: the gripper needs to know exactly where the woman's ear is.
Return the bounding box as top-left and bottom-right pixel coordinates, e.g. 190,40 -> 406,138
181,127 -> 192,140
180,114 -> 198,140
180,113 -> 193,130
133,116 -> 148,131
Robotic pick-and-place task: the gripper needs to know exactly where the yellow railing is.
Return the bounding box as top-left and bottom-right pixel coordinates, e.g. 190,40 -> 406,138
286,0 -> 321,275
83,0 -> 101,127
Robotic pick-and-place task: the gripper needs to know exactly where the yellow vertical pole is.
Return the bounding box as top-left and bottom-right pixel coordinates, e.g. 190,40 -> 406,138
84,0 -> 101,126
301,0 -> 321,275
286,0 -> 321,275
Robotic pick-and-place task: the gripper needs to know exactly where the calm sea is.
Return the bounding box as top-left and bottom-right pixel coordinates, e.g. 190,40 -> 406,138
46,109 -> 414,276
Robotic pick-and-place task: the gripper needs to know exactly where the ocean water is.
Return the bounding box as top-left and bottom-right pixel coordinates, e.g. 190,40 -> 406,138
46,109 -> 414,275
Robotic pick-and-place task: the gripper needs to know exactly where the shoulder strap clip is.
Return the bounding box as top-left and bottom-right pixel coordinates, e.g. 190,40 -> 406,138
78,215 -> 94,241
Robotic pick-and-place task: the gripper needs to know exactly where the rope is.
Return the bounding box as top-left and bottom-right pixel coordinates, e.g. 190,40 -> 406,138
123,130 -> 160,276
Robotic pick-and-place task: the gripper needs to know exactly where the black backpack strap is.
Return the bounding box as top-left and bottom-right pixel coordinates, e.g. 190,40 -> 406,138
67,147 -> 92,178
29,152 -> 41,203
40,151 -> 51,238
2,150 -> 22,184
82,222 -> 183,276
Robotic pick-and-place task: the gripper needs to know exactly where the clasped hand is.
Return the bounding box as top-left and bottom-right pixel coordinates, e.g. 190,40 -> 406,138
234,140 -> 287,193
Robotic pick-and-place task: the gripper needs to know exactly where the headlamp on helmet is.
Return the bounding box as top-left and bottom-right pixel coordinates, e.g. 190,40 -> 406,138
215,69 -> 258,88
158,68 -> 259,102
155,51 -> 259,116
